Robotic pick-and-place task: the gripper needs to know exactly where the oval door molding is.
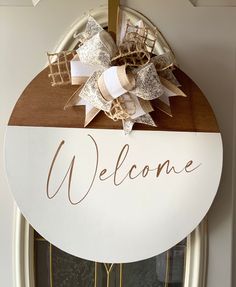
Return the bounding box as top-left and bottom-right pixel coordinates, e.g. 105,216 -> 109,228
0,0 -> 40,6
5,5 -> 222,264
189,0 -> 236,6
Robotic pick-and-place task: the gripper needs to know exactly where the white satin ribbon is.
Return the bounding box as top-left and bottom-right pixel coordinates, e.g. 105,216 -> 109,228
98,65 -> 135,102
70,55 -> 100,85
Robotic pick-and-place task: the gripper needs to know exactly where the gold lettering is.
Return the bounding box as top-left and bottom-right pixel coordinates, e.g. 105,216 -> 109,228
46,135 -> 202,206
185,160 -> 201,173
46,134 -> 98,205
99,169 -> 108,181
142,165 -> 150,177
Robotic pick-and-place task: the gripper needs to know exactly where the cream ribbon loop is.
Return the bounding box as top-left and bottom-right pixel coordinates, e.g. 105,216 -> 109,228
70,55 -> 100,85
77,30 -> 118,69
98,65 -> 135,102
130,63 -> 164,100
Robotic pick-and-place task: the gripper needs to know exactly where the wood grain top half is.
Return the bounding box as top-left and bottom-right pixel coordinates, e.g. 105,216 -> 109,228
8,66 -> 219,133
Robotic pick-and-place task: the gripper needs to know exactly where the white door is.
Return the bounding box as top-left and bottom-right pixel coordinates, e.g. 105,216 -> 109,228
0,1 -> 235,286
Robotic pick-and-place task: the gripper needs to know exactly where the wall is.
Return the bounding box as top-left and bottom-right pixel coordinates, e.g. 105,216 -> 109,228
0,0 -> 235,286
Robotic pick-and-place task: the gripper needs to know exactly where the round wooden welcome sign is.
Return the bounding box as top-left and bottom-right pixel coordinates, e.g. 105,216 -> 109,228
4,11 -> 222,263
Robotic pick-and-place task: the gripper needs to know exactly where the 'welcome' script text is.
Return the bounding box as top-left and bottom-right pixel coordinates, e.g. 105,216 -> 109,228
46,134 -> 201,205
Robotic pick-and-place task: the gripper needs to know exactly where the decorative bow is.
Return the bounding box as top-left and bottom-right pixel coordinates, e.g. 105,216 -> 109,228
48,16 -> 186,134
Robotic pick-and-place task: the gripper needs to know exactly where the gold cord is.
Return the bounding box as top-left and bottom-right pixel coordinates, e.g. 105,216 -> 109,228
119,264 -> 123,287
164,250 -> 170,287
49,243 -> 53,287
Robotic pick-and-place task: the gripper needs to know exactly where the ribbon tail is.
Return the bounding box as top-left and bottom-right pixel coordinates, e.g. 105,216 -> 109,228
74,15 -> 103,43
64,86 -> 100,127
64,86 -> 83,109
122,119 -> 135,135
152,85 -> 175,117
160,69 -> 180,87
83,103 -> 100,127
153,97 -> 172,117
160,76 -> 187,98
152,77 -> 187,117
134,114 -> 157,127
76,97 -> 100,127
123,114 -> 156,135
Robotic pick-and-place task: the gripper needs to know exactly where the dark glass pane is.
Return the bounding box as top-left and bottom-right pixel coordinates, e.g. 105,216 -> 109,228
34,231 -> 186,287
51,247 -> 95,287
123,257 -> 160,287
34,239 -> 50,287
